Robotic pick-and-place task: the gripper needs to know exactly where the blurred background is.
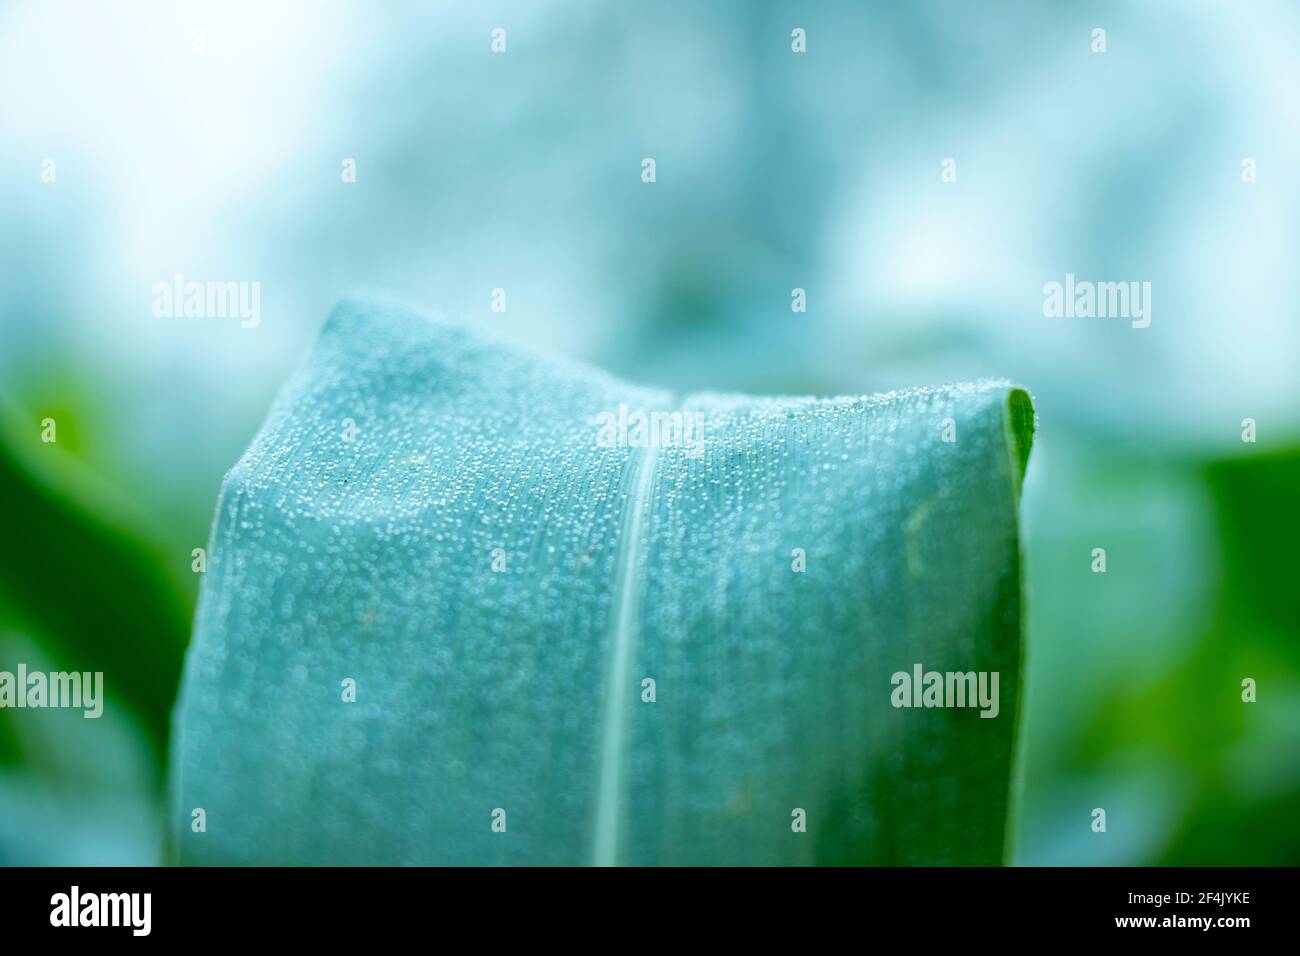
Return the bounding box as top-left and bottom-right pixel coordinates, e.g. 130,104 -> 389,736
1,0 -> 1296,865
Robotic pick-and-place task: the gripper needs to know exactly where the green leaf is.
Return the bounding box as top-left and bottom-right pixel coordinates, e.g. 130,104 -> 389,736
0,398 -> 191,758
171,297 -> 1034,865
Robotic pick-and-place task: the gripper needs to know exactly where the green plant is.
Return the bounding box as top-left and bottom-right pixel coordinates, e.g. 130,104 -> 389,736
171,298 -> 1035,865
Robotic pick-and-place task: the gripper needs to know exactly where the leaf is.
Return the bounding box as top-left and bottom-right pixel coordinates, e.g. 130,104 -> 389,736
0,398 -> 191,757
171,297 -> 1034,865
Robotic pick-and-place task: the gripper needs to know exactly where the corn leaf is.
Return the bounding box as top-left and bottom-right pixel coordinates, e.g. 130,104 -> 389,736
171,297 -> 1034,865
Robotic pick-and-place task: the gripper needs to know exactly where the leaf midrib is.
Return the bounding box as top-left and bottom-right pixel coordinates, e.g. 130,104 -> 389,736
592,434 -> 662,866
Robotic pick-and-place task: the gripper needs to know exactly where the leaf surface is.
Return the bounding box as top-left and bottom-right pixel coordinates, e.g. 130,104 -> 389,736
172,298 -> 1034,865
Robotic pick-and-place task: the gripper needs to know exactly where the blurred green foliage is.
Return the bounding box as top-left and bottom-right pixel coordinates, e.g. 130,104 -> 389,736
0,400 -> 190,864
1014,437 -> 1300,865
0,401 -> 191,751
